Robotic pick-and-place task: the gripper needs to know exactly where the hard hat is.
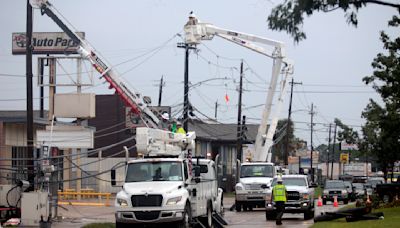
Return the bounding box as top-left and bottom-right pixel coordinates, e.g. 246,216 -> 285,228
189,11 -> 196,18
277,176 -> 283,183
177,121 -> 182,125
161,112 -> 169,120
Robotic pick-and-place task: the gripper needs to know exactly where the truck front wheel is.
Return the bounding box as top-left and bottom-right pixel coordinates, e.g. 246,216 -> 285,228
304,209 -> 315,220
115,222 -> 127,228
266,212 -> 276,220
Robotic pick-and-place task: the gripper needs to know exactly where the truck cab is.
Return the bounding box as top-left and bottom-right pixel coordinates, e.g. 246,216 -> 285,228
115,157 -> 223,227
234,162 -> 275,211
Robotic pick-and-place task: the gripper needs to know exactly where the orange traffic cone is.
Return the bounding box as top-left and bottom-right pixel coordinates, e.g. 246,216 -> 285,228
333,195 -> 339,207
317,195 -> 323,207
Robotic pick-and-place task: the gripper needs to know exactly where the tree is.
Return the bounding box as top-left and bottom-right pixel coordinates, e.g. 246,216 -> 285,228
361,16 -> 400,179
267,0 -> 400,42
272,118 -> 305,163
334,118 -> 359,144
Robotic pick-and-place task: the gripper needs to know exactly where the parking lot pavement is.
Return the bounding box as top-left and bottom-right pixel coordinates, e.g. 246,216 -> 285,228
52,204 -> 115,228
50,196 -> 348,227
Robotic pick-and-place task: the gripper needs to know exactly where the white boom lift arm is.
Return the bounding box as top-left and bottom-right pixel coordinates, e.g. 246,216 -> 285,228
184,14 -> 294,162
29,0 -> 160,128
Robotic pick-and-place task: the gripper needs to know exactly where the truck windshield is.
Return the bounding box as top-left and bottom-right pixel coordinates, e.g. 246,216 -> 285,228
240,165 -> 274,178
126,161 -> 183,182
271,177 -> 306,187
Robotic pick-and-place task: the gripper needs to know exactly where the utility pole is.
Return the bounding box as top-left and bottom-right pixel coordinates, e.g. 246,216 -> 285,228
236,61 -> 244,161
327,124 -> 332,178
310,103 -> 315,183
284,78 -> 302,166
331,123 -> 337,179
26,0 -> 34,190
215,100 -> 218,120
158,75 -> 164,107
177,43 -> 196,132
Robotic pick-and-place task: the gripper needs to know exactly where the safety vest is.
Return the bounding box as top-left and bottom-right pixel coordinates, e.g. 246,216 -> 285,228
273,184 -> 287,202
177,127 -> 186,134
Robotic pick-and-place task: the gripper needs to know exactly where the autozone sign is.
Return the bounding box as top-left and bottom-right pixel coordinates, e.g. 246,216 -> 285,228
12,32 -> 85,55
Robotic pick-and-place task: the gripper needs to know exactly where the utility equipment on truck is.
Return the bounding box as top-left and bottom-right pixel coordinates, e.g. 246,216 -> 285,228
184,13 -> 293,211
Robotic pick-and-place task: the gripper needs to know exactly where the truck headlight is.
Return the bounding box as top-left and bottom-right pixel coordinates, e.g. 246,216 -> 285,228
117,198 -> 129,207
342,190 -> 347,194
166,196 -> 182,205
235,185 -> 243,191
323,190 -> 328,194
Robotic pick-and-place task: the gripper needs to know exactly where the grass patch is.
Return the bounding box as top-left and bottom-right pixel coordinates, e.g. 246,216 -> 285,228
312,206 -> 400,228
82,223 -> 115,228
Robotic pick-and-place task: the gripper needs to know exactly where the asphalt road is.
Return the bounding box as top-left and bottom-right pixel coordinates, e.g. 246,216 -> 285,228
48,197 -> 347,228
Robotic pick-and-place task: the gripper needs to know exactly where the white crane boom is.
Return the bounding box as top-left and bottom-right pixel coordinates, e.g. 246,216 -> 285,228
184,14 -> 293,162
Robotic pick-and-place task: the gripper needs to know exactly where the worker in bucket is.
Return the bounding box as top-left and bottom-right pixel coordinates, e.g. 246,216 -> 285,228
160,112 -> 170,130
176,121 -> 186,134
272,175 -> 287,225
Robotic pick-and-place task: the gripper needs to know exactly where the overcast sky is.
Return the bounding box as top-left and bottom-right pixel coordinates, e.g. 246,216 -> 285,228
0,0 -> 398,148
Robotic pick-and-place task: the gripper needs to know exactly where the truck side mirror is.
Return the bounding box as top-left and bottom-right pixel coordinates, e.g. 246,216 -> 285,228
111,169 -> 116,186
309,183 -> 318,188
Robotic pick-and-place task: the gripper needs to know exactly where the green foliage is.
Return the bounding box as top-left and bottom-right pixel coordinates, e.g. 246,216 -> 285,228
361,16 -> 400,174
268,0 -> 400,42
334,118 -> 359,144
82,223 -> 115,228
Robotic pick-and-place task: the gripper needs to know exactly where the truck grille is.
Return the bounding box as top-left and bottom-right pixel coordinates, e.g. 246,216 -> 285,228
131,195 -> 163,207
329,191 -> 342,195
287,191 -> 300,201
245,184 -> 262,190
134,211 -> 160,220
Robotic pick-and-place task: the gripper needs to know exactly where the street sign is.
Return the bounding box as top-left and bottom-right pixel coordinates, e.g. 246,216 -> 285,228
340,153 -> 349,163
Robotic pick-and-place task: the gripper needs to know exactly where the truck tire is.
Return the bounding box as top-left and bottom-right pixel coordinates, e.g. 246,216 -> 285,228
265,212 -> 276,220
178,203 -> 192,228
115,222 -> 127,228
235,202 -> 242,212
206,203 -> 213,228
304,209 -> 314,220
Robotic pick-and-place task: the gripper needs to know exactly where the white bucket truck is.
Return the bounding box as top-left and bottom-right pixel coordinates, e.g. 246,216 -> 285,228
114,128 -> 225,228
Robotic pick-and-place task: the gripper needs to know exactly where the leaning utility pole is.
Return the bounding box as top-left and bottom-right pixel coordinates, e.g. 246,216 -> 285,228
158,75 -> 164,107
236,61 -> 244,161
177,43 -> 196,132
284,78 -> 302,166
26,0 -> 34,189
310,103 -> 315,183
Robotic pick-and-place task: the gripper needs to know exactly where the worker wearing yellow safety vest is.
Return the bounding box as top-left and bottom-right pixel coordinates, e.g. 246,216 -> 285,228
272,175 -> 287,225
176,122 -> 186,134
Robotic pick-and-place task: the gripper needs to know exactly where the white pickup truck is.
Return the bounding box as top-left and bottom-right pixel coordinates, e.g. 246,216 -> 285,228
234,162 -> 275,211
265,175 -> 316,220
114,157 -> 224,228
